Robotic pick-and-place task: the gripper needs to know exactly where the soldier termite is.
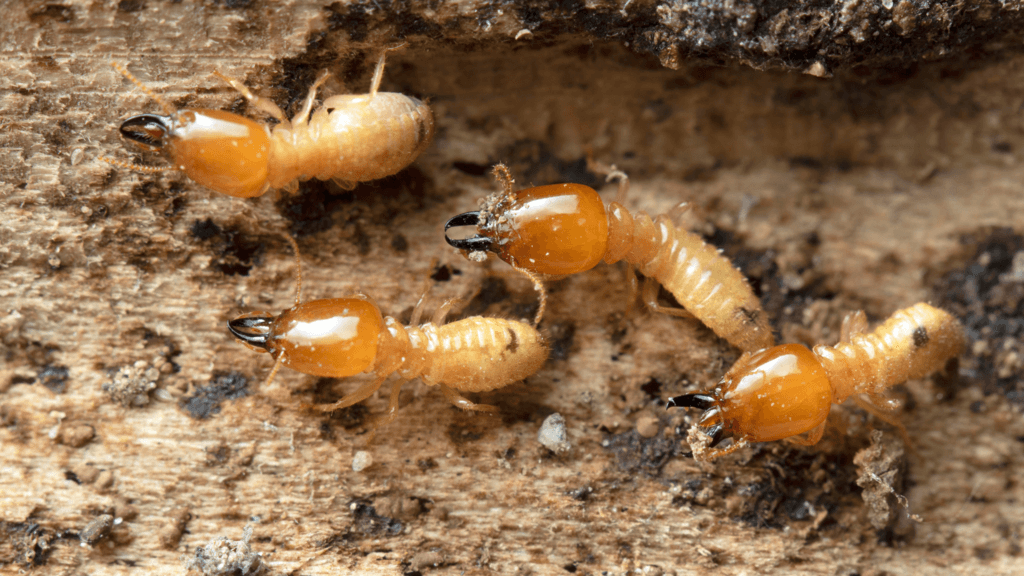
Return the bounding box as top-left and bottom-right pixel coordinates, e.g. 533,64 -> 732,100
668,302 -> 965,462
444,163 -> 773,352
228,236 -> 548,430
105,47 -> 433,198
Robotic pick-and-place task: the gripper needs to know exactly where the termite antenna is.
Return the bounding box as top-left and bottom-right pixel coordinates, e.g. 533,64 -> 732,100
111,61 -> 176,115
512,265 -> 548,327
666,393 -> 716,410
280,234 -> 303,305
100,156 -> 172,173
410,258 -> 441,326
444,212 -> 495,252
491,163 -> 516,202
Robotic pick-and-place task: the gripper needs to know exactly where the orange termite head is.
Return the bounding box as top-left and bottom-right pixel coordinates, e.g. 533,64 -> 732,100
228,297 -> 384,379
117,109 -> 272,198
443,182 -> 609,275
669,344 -> 834,448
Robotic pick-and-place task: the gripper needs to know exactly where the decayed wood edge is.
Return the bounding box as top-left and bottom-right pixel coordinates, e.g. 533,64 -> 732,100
2,1 -> 1024,575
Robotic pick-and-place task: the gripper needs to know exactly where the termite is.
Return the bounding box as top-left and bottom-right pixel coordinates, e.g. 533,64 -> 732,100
668,302 -> 965,461
104,46 -> 434,198
227,236 -> 548,429
444,163 -> 774,352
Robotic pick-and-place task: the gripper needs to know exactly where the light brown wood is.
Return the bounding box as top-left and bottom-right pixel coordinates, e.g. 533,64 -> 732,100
3,1 -> 1024,574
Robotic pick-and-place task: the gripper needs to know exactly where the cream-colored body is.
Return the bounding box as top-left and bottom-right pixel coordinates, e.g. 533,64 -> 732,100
267,92 -> 433,190
376,316 -> 548,393
604,203 -> 774,352
814,302 -> 966,402
313,314 -> 548,427
232,235 -> 546,432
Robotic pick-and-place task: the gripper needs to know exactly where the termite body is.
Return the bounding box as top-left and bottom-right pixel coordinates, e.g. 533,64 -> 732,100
107,48 -> 433,198
228,238 -> 548,428
669,302 -> 965,461
445,165 -> 773,352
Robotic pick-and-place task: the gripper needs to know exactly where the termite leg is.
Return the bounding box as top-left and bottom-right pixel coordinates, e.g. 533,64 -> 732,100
840,310 -> 869,343
330,177 -> 357,190
786,420 -> 827,446
623,264 -> 640,317
290,70 -> 332,126
439,384 -> 499,413
369,43 -> 407,96
212,71 -> 288,124
410,295 -> 428,327
312,373 -> 390,412
640,276 -> 695,319
852,394 -> 912,448
409,263 -> 437,326
280,234 -> 303,305
431,298 -> 463,326
586,155 -> 630,203
666,202 -> 693,227
367,378 -> 409,432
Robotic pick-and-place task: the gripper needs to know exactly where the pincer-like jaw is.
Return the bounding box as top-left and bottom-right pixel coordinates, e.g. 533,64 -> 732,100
119,113 -> 173,151
444,211 -> 497,253
667,393 -> 727,447
228,314 -> 275,352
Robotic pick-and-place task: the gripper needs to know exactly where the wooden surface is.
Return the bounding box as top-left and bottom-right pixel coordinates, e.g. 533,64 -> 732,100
2,1 -> 1024,574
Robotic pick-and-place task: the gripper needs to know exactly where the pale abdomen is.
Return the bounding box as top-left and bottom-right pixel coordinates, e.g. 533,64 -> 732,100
268,92 -> 434,189
626,213 -> 774,352
423,318 -> 548,392
814,302 -> 966,401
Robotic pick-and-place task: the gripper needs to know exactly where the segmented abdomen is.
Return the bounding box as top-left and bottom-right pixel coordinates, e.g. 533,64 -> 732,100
417,318 -> 548,392
268,93 -> 434,189
605,203 -> 774,352
813,302 -> 965,401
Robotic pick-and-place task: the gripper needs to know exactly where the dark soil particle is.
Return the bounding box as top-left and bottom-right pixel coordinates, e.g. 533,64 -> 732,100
36,365 -> 70,394
604,429 -> 678,475
181,371 -> 250,419
936,228 -> 1024,405
349,500 -> 402,537
189,219 -> 265,277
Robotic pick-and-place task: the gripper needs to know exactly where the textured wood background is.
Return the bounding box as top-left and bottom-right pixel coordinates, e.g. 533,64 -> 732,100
2,1 -> 1024,574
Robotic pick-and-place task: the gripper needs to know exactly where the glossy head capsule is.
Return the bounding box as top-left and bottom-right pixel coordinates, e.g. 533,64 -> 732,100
452,183 -> 609,275
686,344 -> 833,445
228,297 -> 383,377
121,110 -> 272,198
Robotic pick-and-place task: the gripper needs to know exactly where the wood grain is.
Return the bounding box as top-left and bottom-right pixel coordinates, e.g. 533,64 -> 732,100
2,1 -> 1024,574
